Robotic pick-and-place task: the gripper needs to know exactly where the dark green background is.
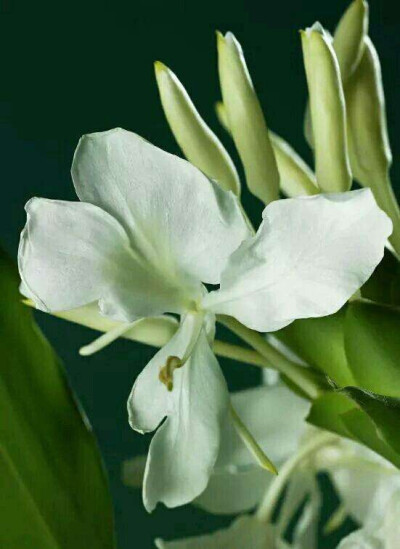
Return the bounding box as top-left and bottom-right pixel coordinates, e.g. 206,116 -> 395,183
1,1 -> 399,547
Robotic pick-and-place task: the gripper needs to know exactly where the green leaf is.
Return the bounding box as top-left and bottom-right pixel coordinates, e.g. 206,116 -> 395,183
307,392 -> 354,439
341,408 -> 400,468
276,309 -> 354,386
307,388 -> 400,469
345,301 -> 400,396
360,248 -> 400,305
339,386 -> 400,457
0,249 -> 116,549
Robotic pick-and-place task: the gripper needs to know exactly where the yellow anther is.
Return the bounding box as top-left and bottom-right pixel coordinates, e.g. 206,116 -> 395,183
159,356 -> 182,391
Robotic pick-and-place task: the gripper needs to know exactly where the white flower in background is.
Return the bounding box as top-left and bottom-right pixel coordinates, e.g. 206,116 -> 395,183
152,378 -> 400,549
19,127 -> 391,512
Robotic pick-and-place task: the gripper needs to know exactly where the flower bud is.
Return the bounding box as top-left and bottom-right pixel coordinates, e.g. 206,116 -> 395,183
214,100 -> 230,134
345,37 -> 391,185
345,38 -> 400,255
217,31 -> 279,204
269,132 -> 318,197
333,0 -> 369,83
154,61 -> 240,195
304,1 -> 369,148
301,23 -> 352,192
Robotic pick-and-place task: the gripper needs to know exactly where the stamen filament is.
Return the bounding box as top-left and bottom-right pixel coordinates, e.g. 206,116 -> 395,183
79,320 -> 141,356
159,312 -> 205,391
230,403 -> 278,475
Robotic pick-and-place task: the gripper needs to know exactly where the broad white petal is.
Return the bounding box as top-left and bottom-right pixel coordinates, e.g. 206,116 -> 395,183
18,198 -> 189,320
217,385 -> 309,470
195,467 -> 270,515
204,189 -> 392,331
72,128 -> 250,285
196,385 -> 309,514
141,326 -> 229,511
155,515 -> 285,549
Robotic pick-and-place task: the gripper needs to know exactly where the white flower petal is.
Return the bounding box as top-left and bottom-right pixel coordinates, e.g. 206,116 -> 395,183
196,385 -> 309,514
195,467 -> 270,516
72,128 -> 250,285
217,385 -> 309,470
155,515 -> 284,549
18,198 -> 189,320
128,315 -> 229,511
328,444 -> 400,526
337,529 -> 383,549
204,189 -> 392,332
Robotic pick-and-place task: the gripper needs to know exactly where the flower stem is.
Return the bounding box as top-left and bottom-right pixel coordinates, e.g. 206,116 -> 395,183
256,432 -> 336,523
217,315 -> 325,400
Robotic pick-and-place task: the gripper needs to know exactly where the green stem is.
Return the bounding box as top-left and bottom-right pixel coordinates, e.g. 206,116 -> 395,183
218,315 -> 324,400
256,432 -> 336,523
213,340 -> 271,368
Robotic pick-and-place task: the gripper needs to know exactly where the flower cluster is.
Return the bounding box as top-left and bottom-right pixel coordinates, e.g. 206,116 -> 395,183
17,0 -> 400,547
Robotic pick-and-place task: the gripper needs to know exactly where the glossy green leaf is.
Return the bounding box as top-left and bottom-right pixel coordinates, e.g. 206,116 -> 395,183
0,249 -> 116,549
345,301 -> 400,396
307,392 -> 354,439
276,309 -> 354,386
339,386 -> 400,457
307,389 -> 400,469
341,407 -> 400,468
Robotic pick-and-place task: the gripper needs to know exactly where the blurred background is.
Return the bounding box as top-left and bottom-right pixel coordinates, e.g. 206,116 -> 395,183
1,0 -> 399,547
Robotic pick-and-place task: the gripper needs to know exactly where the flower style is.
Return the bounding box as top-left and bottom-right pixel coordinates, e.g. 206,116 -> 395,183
19,127 -> 391,512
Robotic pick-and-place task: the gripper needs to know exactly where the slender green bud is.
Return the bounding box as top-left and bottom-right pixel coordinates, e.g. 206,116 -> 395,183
345,37 -> 392,185
304,0 -> 369,148
334,0 -> 369,83
215,100 -> 318,197
269,132 -> 318,197
216,31 -> 279,204
214,100 -> 230,134
345,37 -> 400,256
154,61 -> 240,195
301,23 -> 352,192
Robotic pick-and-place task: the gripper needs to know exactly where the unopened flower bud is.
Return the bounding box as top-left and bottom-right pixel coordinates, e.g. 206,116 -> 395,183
269,132 -> 318,197
154,61 -> 240,195
301,23 -> 352,193
304,1 -> 369,148
217,31 -> 279,204
345,37 -> 400,255
333,0 -> 369,83
345,37 -> 391,185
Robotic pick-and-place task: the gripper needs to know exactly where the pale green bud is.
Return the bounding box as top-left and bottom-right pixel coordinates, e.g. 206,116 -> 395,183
301,23 -> 352,192
154,61 -> 240,195
345,37 -> 392,185
215,100 -> 318,198
304,0 -> 369,148
217,31 -> 279,204
345,38 -> 400,256
214,100 -> 230,134
269,132 -> 318,197
333,0 -> 369,83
